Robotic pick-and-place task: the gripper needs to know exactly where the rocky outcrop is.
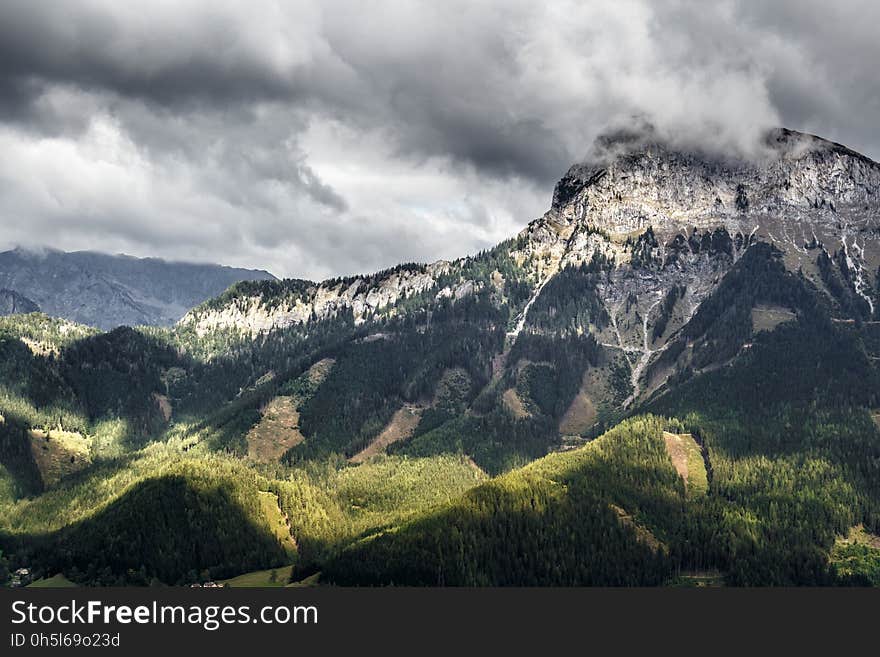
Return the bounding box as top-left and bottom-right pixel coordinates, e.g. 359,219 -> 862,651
547,128 -> 880,236
0,289 -> 39,315
504,128 -> 880,405
181,261 -> 453,336
517,128 -> 879,296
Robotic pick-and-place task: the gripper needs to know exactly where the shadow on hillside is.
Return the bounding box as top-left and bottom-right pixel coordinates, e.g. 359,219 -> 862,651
0,472 -> 291,586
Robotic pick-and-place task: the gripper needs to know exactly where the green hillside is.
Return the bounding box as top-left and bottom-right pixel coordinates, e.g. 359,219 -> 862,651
0,436 -> 486,585
324,404 -> 880,586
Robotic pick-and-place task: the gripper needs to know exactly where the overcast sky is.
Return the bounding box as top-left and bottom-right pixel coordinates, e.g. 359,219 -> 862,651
1,1 -> 878,280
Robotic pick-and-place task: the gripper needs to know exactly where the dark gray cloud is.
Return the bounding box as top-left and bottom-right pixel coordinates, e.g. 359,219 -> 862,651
0,1 -> 877,279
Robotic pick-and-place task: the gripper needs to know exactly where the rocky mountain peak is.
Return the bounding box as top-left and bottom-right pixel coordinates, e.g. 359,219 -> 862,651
503,128 -> 880,405
548,127 -> 880,240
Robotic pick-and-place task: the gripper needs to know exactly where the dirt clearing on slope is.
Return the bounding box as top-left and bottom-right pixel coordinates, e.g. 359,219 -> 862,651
662,431 -> 708,495
751,304 -> 796,333
559,374 -> 598,436
349,405 -> 424,463
306,357 -> 335,384
246,358 -> 335,463
246,397 -> 304,462
502,388 -> 531,419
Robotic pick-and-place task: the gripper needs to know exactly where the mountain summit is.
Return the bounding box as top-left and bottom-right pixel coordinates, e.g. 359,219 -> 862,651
548,127 -> 880,240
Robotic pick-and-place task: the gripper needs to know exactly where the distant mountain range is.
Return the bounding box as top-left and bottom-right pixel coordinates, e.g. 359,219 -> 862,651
0,248 -> 276,329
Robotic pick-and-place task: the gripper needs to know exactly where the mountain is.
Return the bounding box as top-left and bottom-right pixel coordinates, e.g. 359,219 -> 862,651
0,248 -> 276,330
180,126 -> 880,414
1,127 -> 879,587
0,289 -> 39,316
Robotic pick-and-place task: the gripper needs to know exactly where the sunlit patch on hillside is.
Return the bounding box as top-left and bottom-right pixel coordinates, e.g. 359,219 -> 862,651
830,525 -> 880,586
29,428 -> 91,487
750,304 -> 796,333
662,431 -> 708,496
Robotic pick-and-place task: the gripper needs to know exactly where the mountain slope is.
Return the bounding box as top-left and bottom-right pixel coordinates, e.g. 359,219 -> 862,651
172,127 -> 880,460
0,248 -> 276,329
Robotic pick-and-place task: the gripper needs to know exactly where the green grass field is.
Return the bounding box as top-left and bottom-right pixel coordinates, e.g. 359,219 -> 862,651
662,431 -> 708,496
27,573 -> 77,588
667,571 -> 725,587
219,564 -> 294,587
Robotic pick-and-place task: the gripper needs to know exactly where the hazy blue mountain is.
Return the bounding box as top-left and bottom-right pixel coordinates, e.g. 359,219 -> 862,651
0,248 -> 276,329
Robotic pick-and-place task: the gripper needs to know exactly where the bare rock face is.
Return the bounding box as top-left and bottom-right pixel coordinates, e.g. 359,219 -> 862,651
549,128 -> 880,236
513,128 -> 880,315
527,129 -> 880,310
182,261 -> 453,336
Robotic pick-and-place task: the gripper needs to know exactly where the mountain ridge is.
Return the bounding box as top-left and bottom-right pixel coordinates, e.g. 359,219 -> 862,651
182,128 -> 880,336
0,247 -> 276,330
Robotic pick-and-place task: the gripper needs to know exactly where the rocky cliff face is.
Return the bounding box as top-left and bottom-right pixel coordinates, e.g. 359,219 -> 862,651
551,129 -> 879,231
182,261 -> 456,336
0,249 -> 276,330
505,128 -> 880,404
519,128 -> 880,273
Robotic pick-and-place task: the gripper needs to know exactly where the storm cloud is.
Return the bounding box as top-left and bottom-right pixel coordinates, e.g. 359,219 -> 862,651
0,0 -> 878,279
